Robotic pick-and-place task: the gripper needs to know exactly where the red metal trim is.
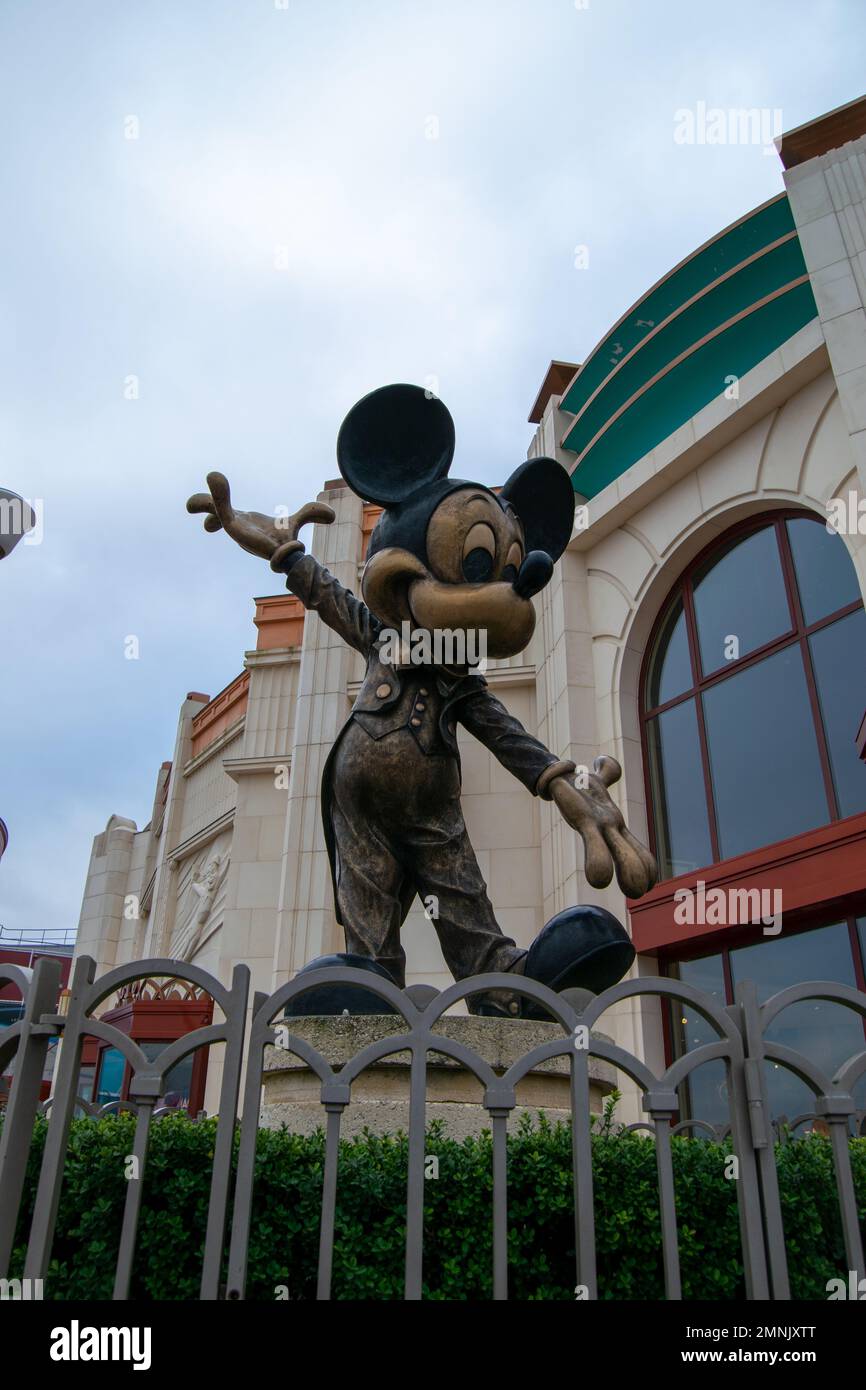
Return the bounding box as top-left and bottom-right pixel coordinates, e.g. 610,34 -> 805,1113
638,510 -> 864,885
641,592 -> 860,720
630,809 -> 866,955
682,576 -> 720,862
774,513 -> 837,820
847,917 -> 866,995
89,996 -> 213,1115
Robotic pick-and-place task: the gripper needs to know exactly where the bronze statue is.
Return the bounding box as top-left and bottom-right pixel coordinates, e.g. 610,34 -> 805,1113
188,384 -> 656,1017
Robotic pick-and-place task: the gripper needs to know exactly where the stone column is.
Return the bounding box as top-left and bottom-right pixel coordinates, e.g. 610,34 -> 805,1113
73,815 -> 138,977
143,695 -> 208,957
784,132 -> 866,491
271,483 -> 365,985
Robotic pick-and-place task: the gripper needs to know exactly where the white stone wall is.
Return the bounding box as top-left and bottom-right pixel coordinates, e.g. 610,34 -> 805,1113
177,728 -> 243,847
784,133 -> 866,493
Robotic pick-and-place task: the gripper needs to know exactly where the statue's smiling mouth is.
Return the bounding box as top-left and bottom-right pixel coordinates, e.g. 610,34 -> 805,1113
362,546 -> 537,660
407,573 -> 536,660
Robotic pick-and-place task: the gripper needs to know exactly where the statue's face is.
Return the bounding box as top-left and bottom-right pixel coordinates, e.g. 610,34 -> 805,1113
361,486 -> 538,660
336,385 -> 575,661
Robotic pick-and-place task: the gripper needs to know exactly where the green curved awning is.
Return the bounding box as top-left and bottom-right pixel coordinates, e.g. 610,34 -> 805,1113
561,194 -> 819,499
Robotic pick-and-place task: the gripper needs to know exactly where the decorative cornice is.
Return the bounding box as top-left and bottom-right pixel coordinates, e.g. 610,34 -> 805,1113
139,869 -> 157,915
243,646 -> 302,669
528,360 -> 581,424
252,594 -> 305,653
167,810 -> 234,868
777,94 -> 866,170
189,670 -> 250,760
222,754 -> 292,783
182,718 -> 245,777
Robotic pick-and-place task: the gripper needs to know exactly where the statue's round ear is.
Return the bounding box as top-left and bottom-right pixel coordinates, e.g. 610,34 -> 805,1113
337,383 -> 455,507
500,457 -> 575,561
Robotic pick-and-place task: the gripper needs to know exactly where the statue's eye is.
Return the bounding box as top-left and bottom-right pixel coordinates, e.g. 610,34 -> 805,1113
501,540 -> 523,586
462,522 -> 496,583
464,548 -> 494,582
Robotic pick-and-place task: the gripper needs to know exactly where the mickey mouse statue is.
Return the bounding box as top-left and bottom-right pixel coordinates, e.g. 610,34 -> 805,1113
188,384 -> 656,1018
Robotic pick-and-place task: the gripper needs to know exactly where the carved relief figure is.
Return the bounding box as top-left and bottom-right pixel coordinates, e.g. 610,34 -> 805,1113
173,853 -> 226,962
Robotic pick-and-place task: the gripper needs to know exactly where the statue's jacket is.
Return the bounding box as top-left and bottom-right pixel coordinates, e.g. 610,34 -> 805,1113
284,553 -> 573,922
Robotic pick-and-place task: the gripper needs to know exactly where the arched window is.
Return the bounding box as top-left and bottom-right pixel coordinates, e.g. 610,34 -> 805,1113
642,512 -> 866,880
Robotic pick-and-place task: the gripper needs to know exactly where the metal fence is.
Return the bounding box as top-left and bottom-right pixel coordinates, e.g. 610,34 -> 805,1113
1,953 -> 864,1301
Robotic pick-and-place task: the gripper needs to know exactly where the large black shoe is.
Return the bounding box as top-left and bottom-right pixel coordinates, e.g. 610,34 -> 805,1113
518,905 -> 635,1020
284,953 -> 399,1017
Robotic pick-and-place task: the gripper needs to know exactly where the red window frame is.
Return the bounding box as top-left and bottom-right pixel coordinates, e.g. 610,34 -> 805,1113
631,509 -> 866,958
83,993 -> 213,1116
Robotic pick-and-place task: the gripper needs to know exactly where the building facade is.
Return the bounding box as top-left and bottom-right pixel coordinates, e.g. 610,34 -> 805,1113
74,98 -> 866,1122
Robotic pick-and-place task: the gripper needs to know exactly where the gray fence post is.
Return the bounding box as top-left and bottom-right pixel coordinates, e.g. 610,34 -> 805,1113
0,956 -> 61,1276
643,1092 -> 682,1300
200,962 -> 250,1300
735,978 -> 791,1300
24,953 -> 96,1283
722,1005 -> 771,1301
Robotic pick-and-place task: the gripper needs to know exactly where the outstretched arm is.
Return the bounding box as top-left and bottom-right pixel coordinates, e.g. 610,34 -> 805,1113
281,552 -> 381,657
458,689 -> 656,898
187,471 -> 379,656
457,687 -> 574,798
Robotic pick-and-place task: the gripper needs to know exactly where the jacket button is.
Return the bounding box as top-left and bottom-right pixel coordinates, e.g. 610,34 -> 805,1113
419,687 -> 429,696
415,702 -> 425,712
411,717 -> 422,727
376,683 -> 392,698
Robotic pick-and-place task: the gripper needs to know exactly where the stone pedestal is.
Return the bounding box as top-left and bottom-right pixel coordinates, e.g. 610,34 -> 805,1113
261,1014 -> 617,1139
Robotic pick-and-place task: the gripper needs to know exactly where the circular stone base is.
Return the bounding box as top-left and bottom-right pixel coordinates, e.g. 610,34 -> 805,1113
261,1014 -> 616,1139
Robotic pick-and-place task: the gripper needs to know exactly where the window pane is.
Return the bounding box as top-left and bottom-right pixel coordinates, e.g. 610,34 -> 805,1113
670,954 -> 729,1127
76,1064 -> 95,1101
730,924 -> 864,1121
646,699 -> 713,878
95,1047 -> 126,1105
703,646 -> 828,858
0,1001 -> 24,1027
787,516 -> 861,626
692,525 -> 791,676
139,1039 -> 194,1108
809,608 -> 866,819
646,593 -> 692,707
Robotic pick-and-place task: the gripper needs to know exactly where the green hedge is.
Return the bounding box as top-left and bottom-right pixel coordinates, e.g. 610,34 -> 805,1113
9,1110 -> 866,1300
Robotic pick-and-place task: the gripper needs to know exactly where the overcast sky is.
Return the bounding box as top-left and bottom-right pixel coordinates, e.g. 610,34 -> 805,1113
1,0 -> 863,936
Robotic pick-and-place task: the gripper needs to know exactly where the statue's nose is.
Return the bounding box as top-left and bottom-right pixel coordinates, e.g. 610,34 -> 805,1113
513,550 -> 553,599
